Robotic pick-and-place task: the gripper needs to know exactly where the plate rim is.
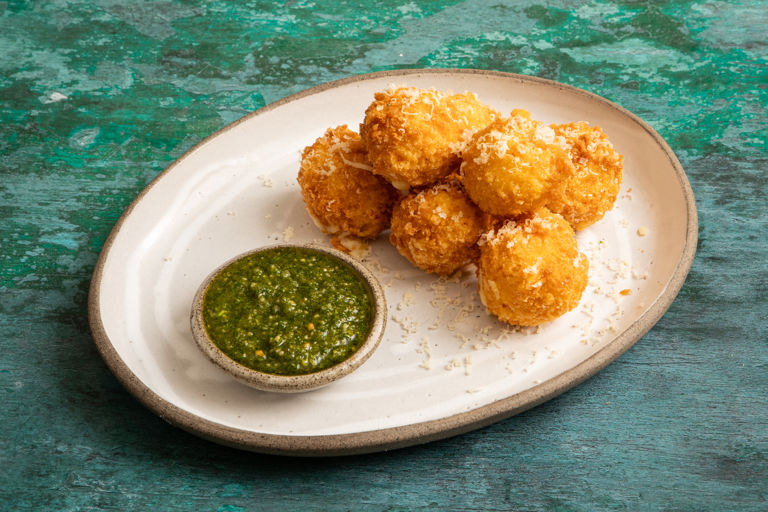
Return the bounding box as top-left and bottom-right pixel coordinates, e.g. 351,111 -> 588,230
88,68 -> 698,456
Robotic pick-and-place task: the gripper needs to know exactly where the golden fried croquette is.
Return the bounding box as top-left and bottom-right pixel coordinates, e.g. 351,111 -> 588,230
298,125 -> 398,239
547,122 -> 624,230
477,207 -> 588,326
360,86 -> 496,190
461,109 -> 573,217
389,180 -> 484,275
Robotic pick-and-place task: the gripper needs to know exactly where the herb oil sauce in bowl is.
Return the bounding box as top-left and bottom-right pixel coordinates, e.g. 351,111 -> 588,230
190,245 -> 386,392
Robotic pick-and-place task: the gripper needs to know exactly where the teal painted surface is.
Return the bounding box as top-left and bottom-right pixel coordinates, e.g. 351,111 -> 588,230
1,0 -> 766,510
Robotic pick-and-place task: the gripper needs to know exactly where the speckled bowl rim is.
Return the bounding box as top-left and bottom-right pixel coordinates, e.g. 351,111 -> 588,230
189,244 -> 386,392
88,68 -> 698,456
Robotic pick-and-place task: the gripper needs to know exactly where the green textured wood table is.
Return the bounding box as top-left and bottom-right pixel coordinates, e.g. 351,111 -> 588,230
2,1 -> 766,510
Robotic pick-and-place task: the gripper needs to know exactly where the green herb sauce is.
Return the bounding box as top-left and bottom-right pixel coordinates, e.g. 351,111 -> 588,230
202,247 -> 373,376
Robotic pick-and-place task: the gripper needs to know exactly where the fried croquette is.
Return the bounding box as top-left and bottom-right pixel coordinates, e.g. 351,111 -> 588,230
360,86 -> 497,190
298,125 -> 398,239
390,180 -> 484,275
547,122 -> 624,230
477,208 -> 588,326
461,109 -> 573,217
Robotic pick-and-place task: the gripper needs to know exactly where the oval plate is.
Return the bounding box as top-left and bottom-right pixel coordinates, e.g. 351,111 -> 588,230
89,69 -> 697,456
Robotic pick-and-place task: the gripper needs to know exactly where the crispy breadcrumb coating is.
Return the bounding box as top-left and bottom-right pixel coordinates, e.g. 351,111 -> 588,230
390,180 -> 484,275
360,86 -> 496,190
477,208 -> 588,326
461,109 -> 573,217
547,122 -> 624,230
298,125 -> 398,239
297,88 -> 621,328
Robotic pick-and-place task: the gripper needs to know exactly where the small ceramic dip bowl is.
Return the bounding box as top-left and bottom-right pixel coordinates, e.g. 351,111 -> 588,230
190,244 -> 386,393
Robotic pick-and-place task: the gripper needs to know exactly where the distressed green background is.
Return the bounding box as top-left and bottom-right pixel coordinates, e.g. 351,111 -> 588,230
1,0 -> 766,510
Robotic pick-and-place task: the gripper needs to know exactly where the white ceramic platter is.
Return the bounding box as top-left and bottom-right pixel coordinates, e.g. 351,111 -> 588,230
89,69 -> 697,455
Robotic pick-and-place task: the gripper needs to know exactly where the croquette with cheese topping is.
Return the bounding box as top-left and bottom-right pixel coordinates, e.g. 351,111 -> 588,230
477,207 -> 588,326
390,180 -> 484,275
461,110 -> 573,217
547,122 -> 624,230
298,125 -> 398,239
360,86 -> 497,190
